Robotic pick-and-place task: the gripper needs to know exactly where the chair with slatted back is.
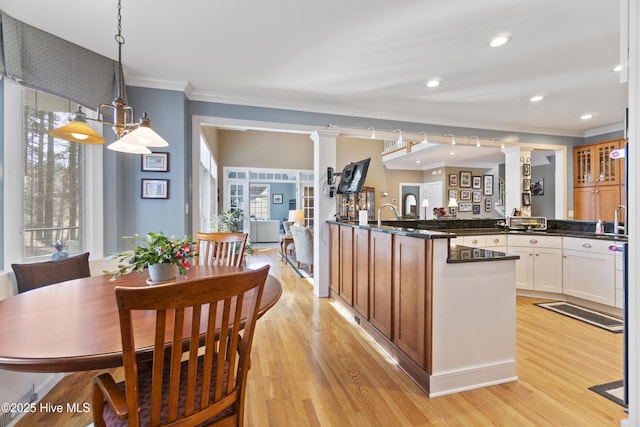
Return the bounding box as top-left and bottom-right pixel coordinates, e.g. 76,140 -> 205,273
11,252 -> 91,293
92,264 -> 270,427
196,232 -> 248,267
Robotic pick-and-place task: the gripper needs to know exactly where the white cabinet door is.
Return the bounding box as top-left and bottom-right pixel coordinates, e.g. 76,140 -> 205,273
563,249 -> 615,306
510,247 -> 533,290
533,248 -> 563,293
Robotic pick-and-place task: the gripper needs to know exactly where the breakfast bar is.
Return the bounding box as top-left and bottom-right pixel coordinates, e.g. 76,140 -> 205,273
328,221 -> 519,396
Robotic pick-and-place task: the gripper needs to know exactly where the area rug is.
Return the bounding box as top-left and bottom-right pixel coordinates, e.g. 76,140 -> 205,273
534,301 -> 623,333
589,380 -> 625,407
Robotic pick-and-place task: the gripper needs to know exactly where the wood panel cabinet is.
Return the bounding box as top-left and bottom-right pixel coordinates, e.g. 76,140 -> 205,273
353,228 -> 370,318
573,139 -> 625,221
339,226 -> 354,305
369,230 -> 393,339
393,235 -> 429,369
329,224 -> 340,294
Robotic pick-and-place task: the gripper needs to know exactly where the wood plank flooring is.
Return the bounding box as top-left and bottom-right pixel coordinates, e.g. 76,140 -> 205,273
16,247 -> 626,426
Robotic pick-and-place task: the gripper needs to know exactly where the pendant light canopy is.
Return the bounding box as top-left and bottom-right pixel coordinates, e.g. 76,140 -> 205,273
48,0 -> 168,154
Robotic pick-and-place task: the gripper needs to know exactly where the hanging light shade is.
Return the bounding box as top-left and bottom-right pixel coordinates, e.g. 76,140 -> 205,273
48,107 -> 105,144
48,0 -> 168,154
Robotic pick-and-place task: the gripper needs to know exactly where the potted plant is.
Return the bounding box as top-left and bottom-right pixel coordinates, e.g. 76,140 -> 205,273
211,209 -> 254,255
107,231 -> 198,282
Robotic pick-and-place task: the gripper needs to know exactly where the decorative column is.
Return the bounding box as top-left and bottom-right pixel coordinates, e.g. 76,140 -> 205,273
310,130 -> 339,297
501,146 -> 532,217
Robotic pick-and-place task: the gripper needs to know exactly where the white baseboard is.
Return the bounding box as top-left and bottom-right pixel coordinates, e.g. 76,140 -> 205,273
429,361 -> 518,397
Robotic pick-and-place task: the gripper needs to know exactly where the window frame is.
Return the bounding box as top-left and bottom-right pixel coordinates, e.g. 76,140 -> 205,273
3,80 -> 104,267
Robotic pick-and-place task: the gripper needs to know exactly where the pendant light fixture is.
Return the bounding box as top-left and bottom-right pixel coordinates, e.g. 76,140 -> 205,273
49,0 -> 168,154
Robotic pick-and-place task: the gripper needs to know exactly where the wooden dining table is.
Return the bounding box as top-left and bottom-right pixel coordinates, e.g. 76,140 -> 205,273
0,265 -> 282,373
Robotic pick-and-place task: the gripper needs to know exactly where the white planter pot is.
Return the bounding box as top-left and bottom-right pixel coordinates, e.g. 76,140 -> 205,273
147,263 -> 178,284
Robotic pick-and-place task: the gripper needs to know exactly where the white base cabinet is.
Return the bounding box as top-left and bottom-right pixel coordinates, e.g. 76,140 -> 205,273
563,237 -> 615,307
508,235 -> 563,293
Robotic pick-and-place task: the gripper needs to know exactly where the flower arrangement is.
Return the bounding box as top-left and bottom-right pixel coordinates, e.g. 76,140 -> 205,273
433,207 -> 447,219
107,231 -> 197,280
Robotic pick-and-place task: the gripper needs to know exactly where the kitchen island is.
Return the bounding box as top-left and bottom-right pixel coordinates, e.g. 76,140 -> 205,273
328,221 -> 519,397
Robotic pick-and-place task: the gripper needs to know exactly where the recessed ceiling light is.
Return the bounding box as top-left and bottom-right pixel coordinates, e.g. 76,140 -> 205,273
426,79 -> 440,88
613,64 -> 622,72
580,114 -> 593,120
489,35 -> 511,48
416,160 -> 421,164
530,95 -> 544,102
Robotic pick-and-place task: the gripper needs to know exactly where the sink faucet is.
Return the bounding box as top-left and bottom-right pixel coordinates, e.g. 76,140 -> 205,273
377,203 -> 401,228
614,205 -> 626,235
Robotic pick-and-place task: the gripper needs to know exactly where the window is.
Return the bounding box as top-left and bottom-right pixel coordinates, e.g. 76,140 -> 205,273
3,81 -> 104,266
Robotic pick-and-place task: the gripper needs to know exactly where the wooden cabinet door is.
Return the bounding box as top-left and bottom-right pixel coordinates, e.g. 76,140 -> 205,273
339,226 -> 354,305
393,235 -> 428,368
369,231 -> 393,339
353,228 -> 369,318
594,140 -> 622,186
573,187 -> 597,220
329,224 -> 340,294
574,145 -> 593,187
595,185 -> 623,221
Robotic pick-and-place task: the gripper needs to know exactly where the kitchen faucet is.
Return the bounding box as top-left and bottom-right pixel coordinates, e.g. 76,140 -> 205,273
614,205 -> 626,235
377,203 -> 400,228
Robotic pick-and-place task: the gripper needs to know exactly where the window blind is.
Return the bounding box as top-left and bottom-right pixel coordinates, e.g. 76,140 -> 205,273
0,11 -> 118,109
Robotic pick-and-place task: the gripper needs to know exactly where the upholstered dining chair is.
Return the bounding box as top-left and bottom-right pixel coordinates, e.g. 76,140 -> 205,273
11,252 -> 91,293
92,265 -> 270,427
290,226 -> 313,273
195,232 -> 248,267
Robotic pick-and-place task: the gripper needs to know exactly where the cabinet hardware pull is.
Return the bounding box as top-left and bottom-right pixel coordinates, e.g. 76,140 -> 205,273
493,238 -> 499,243
529,239 -> 538,244
472,239 -> 478,244
582,243 -> 592,248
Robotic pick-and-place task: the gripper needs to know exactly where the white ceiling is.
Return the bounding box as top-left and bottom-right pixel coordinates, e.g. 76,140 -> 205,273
0,0 -> 627,167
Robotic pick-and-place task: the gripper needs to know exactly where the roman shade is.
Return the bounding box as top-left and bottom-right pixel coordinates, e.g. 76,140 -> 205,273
0,10 -> 118,110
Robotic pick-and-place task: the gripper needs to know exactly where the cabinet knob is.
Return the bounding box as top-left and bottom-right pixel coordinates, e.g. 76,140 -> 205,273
493,238 -> 499,243
529,239 -> 538,244
582,243 -> 592,249
472,239 -> 478,244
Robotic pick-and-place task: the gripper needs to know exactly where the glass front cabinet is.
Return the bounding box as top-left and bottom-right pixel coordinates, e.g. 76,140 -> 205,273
336,187 -> 375,220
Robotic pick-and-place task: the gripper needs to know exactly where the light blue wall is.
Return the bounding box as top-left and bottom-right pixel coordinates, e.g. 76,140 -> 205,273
103,87 -> 188,252
269,182 -> 296,223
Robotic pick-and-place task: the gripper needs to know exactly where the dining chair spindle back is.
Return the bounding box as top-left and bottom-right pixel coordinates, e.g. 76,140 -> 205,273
196,232 -> 248,267
92,264 -> 270,427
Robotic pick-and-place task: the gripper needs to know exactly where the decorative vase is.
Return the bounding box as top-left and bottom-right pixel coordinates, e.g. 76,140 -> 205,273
147,263 -> 178,284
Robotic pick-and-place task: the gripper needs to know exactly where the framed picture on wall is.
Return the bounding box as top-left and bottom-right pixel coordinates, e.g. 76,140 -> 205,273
523,179 -> 531,191
523,163 -> 531,176
472,191 -> 482,203
473,204 -> 481,215
460,171 -> 472,188
141,152 -> 169,172
483,175 -> 493,196
522,192 -> 531,206
448,189 -> 458,200
459,202 -> 472,212
460,190 -> 471,200
141,179 -> 169,199
472,176 -> 482,189
485,198 -> 492,212
449,174 -> 458,187
532,178 -> 544,196
273,194 -> 283,204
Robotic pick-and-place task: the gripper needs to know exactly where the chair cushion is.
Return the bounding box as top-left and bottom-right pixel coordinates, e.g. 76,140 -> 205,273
102,355 -> 235,427
12,252 -> 91,293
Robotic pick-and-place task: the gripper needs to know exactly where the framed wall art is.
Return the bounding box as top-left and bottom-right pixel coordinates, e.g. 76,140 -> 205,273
472,191 -> 482,203
523,179 -> 531,191
483,175 -> 493,196
523,163 -> 531,176
459,171 -> 472,188
141,179 -> 169,199
448,189 -> 458,200
449,174 -> 458,187
531,178 -> 544,196
472,176 -> 482,189
273,194 -> 283,204
458,202 -> 472,212
522,192 -> 531,206
485,198 -> 492,212
473,204 -> 481,215
460,190 -> 471,200
141,152 -> 169,172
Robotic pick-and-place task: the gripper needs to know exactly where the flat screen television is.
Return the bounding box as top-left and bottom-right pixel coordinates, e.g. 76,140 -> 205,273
336,158 -> 371,194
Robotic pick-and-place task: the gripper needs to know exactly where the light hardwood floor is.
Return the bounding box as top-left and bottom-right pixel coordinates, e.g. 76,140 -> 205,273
16,247 -> 626,426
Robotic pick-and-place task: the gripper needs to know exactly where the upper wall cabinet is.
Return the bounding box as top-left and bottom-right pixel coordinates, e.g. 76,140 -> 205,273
573,139 -> 624,188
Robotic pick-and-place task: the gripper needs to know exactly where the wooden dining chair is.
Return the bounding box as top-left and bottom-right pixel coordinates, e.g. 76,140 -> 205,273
196,232 -> 248,267
92,264 -> 270,427
11,252 -> 91,293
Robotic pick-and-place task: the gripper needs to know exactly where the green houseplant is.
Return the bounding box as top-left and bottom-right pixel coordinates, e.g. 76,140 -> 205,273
211,209 -> 254,255
107,231 -> 198,281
